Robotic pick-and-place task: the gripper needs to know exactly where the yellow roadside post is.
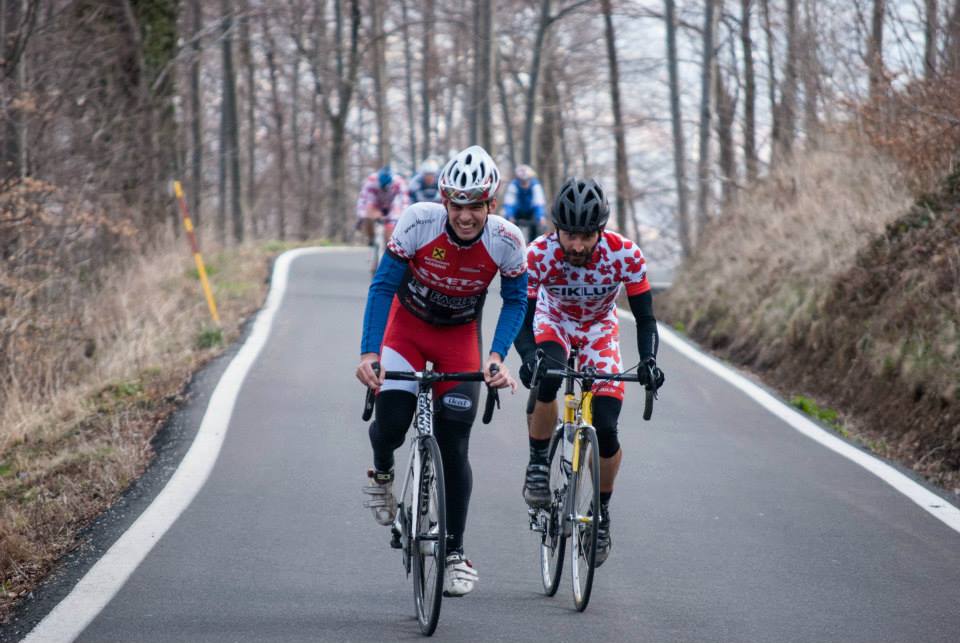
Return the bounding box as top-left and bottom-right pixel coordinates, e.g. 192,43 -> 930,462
173,180 -> 221,326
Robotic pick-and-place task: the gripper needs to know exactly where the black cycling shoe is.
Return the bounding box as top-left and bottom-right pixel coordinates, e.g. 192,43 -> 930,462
595,503 -> 612,567
523,461 -> 551,508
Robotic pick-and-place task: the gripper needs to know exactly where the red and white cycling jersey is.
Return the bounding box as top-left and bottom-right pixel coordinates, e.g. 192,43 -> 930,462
355,173 -> 410,222
526,231 -> 650,398
387,202 -> 526,325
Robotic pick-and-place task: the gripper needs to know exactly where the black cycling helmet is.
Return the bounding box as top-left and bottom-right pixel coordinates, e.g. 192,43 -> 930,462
551,177 -> 610,233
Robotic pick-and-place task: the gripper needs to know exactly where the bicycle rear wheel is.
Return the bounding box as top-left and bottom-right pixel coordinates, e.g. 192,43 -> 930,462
570,426 -> 600,611
539,425 -> 567,595
412,436 -> 446,635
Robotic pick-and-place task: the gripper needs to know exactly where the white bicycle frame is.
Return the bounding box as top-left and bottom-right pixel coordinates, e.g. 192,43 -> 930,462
392,380 -> 437,563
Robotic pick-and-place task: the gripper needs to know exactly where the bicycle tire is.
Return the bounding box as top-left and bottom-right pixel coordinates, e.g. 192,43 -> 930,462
539,426 -> 567,595
412,436 -> 446,636
570,426 -> 600,612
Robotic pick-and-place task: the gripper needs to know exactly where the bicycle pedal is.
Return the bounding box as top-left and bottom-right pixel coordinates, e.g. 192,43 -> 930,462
389,528 -> 402,549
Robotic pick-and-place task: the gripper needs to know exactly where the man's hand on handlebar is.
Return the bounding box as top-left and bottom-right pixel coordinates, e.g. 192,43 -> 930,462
356,353 -> 384,390
644,357 -> 665,390
484,354 -> 517,392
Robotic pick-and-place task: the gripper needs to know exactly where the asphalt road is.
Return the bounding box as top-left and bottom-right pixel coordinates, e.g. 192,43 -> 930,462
19,248 -> 960,641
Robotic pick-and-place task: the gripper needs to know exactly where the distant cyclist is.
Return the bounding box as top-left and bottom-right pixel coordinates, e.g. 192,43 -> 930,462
408,159 -> 442,204
513,177 -> 664,567
356,145 -> 527,597
502,164 -> 546,242
356,166 -> 410,272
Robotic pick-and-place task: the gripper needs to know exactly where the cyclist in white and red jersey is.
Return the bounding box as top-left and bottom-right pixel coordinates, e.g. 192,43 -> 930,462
356,145 -> 527,597
356,165 -> 410,247
513,177 -> 665,567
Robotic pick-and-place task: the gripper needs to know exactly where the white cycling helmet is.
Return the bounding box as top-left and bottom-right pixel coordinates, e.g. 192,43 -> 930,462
419,159 -> 440,175
439,145 -> 501,205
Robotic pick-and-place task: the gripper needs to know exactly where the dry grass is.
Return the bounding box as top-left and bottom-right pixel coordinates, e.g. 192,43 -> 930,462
0,240 -> 286,617
665,135 -> 912,365
660,132 -> 960,497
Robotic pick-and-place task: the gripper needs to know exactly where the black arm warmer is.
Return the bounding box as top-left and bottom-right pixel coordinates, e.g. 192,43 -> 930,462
512,297 -> 539,360
628,290 -> 659,361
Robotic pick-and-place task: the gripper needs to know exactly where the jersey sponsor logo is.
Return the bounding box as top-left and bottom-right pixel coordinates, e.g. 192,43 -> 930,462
428,290 -> 481,310
432,247 -> 446,260
546,284 -> 619,298
414,267 -> 487,293
442,393 -> 473,411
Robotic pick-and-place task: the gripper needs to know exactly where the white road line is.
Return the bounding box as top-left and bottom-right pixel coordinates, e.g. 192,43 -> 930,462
24,248 -> 330,643
620,308 -> 960,535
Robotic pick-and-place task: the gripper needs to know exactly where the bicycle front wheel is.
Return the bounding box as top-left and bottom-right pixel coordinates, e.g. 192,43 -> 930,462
570,425 -> 600,611
539,425 -> 567,595
412,436 -> 446,636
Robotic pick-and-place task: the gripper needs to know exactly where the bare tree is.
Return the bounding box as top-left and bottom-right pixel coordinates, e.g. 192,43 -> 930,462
219,0 -> 243,243
495,46 -> 516,167
925,0 -> 938,79
400,0 -> 418,165
370,0 -> 390,165
601,0 -> 634,237
760,0 -> 781,168
775,0 -> 798,162
521,0 -> 590,164
189,0 -> 203,228
421,0 -> 434,156
867,0 -> 886,100
238,0 -> 257,236
263,15 -> 287,240
665,0 -> 692,257
741,0 -> 758,182
945,0 -> 960,75
695,0 -> 719,236
800,0 -> 820,142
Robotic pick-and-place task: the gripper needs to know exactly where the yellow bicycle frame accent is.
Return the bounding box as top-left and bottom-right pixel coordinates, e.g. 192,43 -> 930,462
566,391 -> 594,473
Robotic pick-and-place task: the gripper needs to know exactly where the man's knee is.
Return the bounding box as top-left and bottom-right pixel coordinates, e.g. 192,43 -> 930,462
592,395 -> 622,458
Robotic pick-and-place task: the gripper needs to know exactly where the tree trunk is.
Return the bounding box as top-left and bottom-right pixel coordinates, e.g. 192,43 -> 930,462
695,0 -> 718,238
522,0 -> 551,164
924,0 -> 939,79
776,0 -> 798,162
479,0 -> 494,150
536,38 -> 560,201
264,16 -> 287,240
741,0 -> 758,182
189,0 -> 203,230
760,0 -> 780,169
945,0 -> 960,75
665,0 -> 692,257
239,0 -> 257,236
495,47 -> 516,168
800,0 -> 819,144
400,0 -> 417,165
601,0 -> 632,237
370,0 -> 390,165
220,0 -> 243,243
421,0 -> 434,156
715,58 -> 737,207
867,0 -> 885,100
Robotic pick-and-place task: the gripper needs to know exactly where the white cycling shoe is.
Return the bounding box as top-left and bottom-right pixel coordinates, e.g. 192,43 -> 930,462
361,468 -> 396,526
442,551 -> 478,597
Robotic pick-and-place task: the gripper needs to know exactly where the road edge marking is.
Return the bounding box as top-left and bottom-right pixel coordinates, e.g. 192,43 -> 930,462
619,308 -> 960,535
24,247 -> 329,643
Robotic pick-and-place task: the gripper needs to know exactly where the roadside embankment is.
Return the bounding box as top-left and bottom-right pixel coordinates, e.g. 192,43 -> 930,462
0,239 -> 304,620
659,137 -> 960,497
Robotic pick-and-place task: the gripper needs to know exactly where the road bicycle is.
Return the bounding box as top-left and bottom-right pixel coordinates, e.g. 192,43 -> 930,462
362,365 -> 499,636
525,347 -> 657,611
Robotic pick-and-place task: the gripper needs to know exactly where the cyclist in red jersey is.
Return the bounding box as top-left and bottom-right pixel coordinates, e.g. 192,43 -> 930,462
513,177 -> 665,566
356,145 -> 527,597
